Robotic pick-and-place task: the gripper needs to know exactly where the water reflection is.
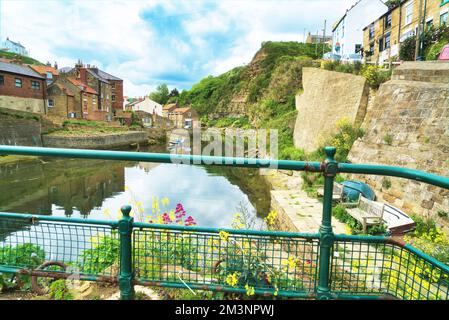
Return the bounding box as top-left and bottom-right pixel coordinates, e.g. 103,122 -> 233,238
0,146 -> 271,229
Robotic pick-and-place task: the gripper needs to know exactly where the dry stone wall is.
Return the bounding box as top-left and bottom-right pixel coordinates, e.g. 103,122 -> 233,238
293,68 -> 369,152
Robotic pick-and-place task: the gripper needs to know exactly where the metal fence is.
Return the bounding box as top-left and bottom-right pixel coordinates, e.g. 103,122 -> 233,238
0,145 -> 449,300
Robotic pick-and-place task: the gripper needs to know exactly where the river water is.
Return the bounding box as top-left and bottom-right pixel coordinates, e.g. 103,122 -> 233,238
0,145 -> 271,228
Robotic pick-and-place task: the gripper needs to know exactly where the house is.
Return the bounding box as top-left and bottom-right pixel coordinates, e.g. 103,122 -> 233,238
29,63 -> 59,86
167,107 -> 199,129
128,96 -> 163,117
46,80 -> 77,118
64,77 -> 109,121
47,77 -> 110,121
306,32 -> 332,45
0,60 -> 46,114
332,0 -> 388,56
1,37 -> 29,56
363,0 -> 449,64
66,61 -> 123,121
162,103 -> 178,118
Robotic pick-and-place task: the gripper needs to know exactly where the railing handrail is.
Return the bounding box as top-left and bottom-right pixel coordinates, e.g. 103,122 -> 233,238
1,145 -> 449,190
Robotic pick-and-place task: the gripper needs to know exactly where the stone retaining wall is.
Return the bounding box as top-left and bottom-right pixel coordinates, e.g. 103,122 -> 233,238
294,68 -> 369,152
42,131 -> 149,149
348,62 -> 449,227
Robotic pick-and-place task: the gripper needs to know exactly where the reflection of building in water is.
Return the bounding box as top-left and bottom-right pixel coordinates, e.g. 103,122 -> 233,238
138,162 -> 160,173
0,158 -> 126,217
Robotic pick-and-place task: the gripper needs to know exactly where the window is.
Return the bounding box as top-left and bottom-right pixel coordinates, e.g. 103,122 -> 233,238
112,94 -> 116,101
355,44 -> 362,53
379,38 -> 384,52
0,75 -> 4,85
441,12 -> 448,25
369,24 -> 375,40
48,99 -> 54,108
15,78 -> 22,88
405,2 -> 413,25
385,32 -> 391,49
370,43 -> 375,55
31,81 -> 40,90
426,19 -> 434,28
385,13 -> 392,29
46,72 -> 53,79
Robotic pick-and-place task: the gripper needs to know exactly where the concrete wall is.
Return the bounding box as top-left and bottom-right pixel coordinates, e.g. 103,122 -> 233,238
0,95 -> 46,114
348,62 -> 449,225
293,68 -> 369,152
42,131 -> 149,149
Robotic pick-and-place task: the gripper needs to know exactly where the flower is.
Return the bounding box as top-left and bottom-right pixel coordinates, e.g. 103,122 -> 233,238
282,257 -> 298,270
219,231 -> 230,242
161,197 -> 170,207
265,210 -> 278,227
184,216 -> 196,226
225,272 -> 239,287
245,284 -> 255,296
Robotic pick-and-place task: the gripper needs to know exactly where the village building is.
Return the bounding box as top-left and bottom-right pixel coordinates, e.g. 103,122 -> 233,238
167,107 -> 199,129
1,37 -> 29,56
332,0 -> 388,56
305,32 -> 332,45
162,103 -> 178,118
66,61 -> 123,121
29,62 -> 59,86
363,0 -> 449,64
0,60 -> 47,114
46,80 -> 77,118
128,96 -> 163,116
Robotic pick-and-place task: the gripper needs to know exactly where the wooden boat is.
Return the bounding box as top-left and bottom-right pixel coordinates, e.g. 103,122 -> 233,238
382,203 -> 416,235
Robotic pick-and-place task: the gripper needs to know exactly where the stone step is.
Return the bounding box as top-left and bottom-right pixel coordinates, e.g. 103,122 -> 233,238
392,61 -> 449,84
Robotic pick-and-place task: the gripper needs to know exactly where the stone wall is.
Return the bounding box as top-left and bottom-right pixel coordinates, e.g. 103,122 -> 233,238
293,68 -> 369,152
0,107 -> 42,146
348,62 -> 449,226
42,131 -> 149,149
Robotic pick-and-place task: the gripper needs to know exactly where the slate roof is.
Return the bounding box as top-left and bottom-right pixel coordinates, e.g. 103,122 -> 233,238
0,61 -> 45,79
90,68 -> 122,81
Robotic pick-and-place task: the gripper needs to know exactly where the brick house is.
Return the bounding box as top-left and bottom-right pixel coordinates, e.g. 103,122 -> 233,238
162,103 -> 178,118
0,60 -> 47,114
66,61 -> 123,121
29,63 -> 59,86
363,0 -> 449,64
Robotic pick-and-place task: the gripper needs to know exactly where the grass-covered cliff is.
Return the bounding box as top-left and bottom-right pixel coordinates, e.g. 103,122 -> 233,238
178,41 -> 328,156
0,50 -> 44,65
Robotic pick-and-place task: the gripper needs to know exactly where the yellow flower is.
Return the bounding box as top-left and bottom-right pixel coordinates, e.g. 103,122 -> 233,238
274,289 -> 278,297
219,230 -> 230,242
265,210 -> 278,227
245,284 -> 255,296
282,256 -> 297,270
103,208 -> 110,218
161,197 -> 170,207
152,196 -> 160,214
225,272 -> 239,287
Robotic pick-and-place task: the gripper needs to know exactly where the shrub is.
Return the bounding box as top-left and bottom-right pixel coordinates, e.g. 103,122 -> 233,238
361,65 -> 391,89
48,280 -> 73,300
426,40 -> 447,61
279,147 -> 306,161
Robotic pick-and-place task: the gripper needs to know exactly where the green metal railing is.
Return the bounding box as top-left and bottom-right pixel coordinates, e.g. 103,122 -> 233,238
0,145 -> 448,300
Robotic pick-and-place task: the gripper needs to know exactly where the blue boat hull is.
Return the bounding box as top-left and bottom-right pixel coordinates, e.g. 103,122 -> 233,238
341,180 -> 376,202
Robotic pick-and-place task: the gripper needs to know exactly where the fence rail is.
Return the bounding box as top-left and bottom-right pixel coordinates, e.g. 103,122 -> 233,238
0,145 -> 449,300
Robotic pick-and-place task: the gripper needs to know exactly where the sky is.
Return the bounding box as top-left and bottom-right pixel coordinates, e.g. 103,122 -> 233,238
0,0 -> 359,97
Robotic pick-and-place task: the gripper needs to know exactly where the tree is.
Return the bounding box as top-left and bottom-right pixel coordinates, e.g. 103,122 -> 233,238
169,88 -> 179,98
149,84 -> 170,105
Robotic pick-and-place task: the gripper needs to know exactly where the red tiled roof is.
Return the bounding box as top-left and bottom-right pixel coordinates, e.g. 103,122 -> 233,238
67,78 -> 98,95
172,107 -> 192,114
29,65 -> 59,76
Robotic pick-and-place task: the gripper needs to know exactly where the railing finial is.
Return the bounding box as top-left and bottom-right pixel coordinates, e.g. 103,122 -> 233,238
121,205 -> 132,217
324,146 -> 336,162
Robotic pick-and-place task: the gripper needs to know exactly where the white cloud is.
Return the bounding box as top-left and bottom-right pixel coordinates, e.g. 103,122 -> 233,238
2,0 -> 362,96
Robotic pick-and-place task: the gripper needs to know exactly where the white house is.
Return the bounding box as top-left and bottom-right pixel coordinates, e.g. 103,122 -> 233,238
1,37 -> 29,56
332,0 -> 388,56
131,96 -> 163,117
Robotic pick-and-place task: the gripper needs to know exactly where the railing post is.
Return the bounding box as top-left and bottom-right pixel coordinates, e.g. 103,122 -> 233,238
317,147 -> 338,300
118,205 -> 135,300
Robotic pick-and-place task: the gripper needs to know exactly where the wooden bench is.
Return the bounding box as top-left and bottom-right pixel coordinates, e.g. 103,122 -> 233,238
317,183 -> 344,202
346,197 -> 385,233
